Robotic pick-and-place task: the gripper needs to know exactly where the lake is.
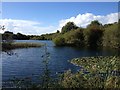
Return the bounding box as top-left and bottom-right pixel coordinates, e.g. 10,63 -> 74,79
2,40 -> 118,87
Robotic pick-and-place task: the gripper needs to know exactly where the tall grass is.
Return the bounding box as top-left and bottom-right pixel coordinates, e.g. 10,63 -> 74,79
2,42 -> 42,51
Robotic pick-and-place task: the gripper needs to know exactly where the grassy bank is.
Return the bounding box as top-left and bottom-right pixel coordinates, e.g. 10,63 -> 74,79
71,56 -> 120,72
2,42 -> 42,51
59,56 -> 120,88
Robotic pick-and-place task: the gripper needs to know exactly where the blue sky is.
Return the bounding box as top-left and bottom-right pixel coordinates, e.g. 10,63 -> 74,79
1,2 -> 118,35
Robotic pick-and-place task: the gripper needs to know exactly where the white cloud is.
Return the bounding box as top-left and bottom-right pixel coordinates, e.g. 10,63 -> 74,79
59,12 -> 118,29
0,19 -> 57,35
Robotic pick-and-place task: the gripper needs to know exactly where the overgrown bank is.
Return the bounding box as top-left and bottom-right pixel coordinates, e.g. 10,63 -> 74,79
1,20 -> 120,49
59,56 -> 120,88
53,20 -> 120,49
2,42 -> 42,51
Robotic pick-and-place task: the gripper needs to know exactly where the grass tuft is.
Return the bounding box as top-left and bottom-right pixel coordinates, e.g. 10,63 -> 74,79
2,42 -> 43,51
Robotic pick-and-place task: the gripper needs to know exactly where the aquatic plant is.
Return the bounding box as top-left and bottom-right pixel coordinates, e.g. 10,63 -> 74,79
60,56 -> 120,88
2,42 -> 42,51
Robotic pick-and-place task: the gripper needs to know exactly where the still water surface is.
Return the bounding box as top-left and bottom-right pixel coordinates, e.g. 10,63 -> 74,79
2,40 -> 118,86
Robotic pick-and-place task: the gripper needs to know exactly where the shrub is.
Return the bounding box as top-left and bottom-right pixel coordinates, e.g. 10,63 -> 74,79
53,36 -> 65,46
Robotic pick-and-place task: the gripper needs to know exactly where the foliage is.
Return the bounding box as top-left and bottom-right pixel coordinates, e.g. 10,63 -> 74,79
2,31 -> 29,40
85,20 -> 104,48
59,70 -> 86,88
2,31 -> 14,43
63,28 -> 85,47
87,20 -> 103,28
59,56 -> 120,88
53,36 -> 65,46
53,20 -> 120,50
61,22 -> 78,34
1,20 -> 120,50
103,22 -> 120,49
14,33 -> 29,40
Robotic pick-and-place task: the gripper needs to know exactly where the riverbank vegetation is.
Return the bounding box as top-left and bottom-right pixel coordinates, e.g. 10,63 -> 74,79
60,56 -> 120,88
2,42 -> 42,51
1,28 -> 42,51
53,20 -> 120,49
1,30 -> 59,40
1,20 -> 120,49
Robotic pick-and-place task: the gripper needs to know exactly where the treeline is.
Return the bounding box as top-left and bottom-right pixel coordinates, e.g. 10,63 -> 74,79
29,31 -> 60,40
1,31 -> 60,40
53,20 -> 120,49
2,31 -> 30,40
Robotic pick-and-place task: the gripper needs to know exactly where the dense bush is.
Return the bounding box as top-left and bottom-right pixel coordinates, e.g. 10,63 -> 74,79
63,28 -> 85,47
103,22 -> 120,49
84,20 -> 104,48
53,36 -> 65,46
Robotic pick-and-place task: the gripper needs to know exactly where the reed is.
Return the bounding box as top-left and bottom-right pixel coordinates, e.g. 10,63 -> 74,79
2,42 -> 42,51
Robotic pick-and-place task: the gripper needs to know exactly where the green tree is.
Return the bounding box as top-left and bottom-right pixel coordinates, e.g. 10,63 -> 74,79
85,20 -> 104,48
1,30 -> 14,54
2,31 -> 14,43
16,33 -> 29,40
61,22 -> 78,34
64,28 -> 85,47
103,22 -> 120,49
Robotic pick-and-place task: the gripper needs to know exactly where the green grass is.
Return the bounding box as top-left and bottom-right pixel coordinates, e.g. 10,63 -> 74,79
2,42 -> 43,51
